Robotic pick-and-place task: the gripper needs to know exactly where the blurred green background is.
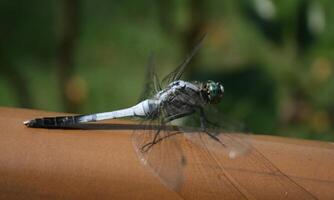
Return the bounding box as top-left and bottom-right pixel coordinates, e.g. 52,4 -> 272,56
0,0 -> 333,141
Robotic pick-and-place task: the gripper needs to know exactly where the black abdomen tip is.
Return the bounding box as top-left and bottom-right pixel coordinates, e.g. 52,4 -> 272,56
23,115 -> 83,128
23,118 -> 50,128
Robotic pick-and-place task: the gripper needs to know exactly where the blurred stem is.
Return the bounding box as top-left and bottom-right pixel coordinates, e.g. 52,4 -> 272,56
56,0 -> 80,113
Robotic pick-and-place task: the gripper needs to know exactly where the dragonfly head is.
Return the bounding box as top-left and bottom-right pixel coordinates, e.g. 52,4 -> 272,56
203,80 -> 224,104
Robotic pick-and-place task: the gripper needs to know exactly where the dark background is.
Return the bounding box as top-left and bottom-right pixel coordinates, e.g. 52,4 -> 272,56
1,0 -> 333,141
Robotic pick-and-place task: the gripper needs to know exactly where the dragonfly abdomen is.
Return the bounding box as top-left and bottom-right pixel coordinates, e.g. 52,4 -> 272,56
23,99 -> 159,128
24,115 -> 84,128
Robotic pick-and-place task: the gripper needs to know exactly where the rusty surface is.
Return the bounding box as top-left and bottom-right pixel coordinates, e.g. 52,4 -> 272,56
0,107 -> 333,199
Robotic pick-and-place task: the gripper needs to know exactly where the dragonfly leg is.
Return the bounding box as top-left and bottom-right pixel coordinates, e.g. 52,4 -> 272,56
201,114 -> 219,128
163,110 -> 195,123
198,107 -> 225,146
140,111 -> 193,153
140,127 -> 162,152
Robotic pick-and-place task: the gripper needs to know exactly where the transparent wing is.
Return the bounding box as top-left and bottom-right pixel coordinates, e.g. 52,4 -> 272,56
135,101 -> 317,199
139,34 -> 206,101
132,113 -> 186,191
175,132 -> 316,199
131,112 -> 249,199
179,137 -> 252,199
138,53 -> 162,102
161,34 -> 207,86
179,106 -> 316,199
209,139 -> 317,199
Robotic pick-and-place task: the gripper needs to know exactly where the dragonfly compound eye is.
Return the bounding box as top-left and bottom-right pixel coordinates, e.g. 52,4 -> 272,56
207,81 -> 224,104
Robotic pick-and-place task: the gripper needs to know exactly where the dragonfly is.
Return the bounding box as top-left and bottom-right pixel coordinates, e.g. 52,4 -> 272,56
24,35 -> 317,199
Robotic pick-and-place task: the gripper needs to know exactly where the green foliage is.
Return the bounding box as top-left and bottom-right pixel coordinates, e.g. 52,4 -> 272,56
0,0 -> 333,141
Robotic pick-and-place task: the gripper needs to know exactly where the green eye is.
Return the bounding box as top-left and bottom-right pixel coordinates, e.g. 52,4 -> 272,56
206,81 -> 224,103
